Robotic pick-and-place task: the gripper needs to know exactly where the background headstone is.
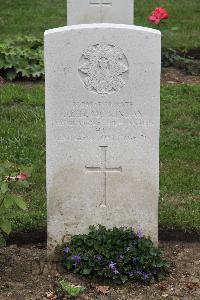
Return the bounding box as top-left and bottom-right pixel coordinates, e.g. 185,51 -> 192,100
45,24 -> 161,254
67,0 -> 134,25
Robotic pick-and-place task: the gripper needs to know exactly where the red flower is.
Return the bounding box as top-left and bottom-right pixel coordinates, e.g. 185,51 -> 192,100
149,7 -> 169,25
17,172 -> 29,181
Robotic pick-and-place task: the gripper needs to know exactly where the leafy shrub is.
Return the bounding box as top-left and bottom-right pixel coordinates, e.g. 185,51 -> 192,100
0,36 -> 44,80
162,49 -> 200,75
0,161 -> 31,246
62,225 -> 169,284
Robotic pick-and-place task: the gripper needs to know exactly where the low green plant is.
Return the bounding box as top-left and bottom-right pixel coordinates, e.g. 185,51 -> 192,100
162,49 -> 200,75
62,225 -> 169,284
59,279 -> 85,298
0,36 -> 44,80
0,161 -> 31,245
162,49 -> 184,66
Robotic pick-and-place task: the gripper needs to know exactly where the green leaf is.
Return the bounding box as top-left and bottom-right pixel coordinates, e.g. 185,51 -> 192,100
0,166 -> 6,175
1,161 -> 14,169
59,280 -> 85,297
1,182 -> 9,194
16,180 -> 29,188
0,54 -> 6,68
82,268 -> 91,275
14,196 -> 27,210
6,69 -> 17,80
150,248 -> 158,256
121,275 -> 128,283
0,218 -> 12,235
171,26 -> 179,31
0,234 -> 6,247
3,196 -> 15,208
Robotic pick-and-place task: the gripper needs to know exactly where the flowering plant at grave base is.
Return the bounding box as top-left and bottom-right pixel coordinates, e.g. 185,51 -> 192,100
62,225 -> 169,284
0,161 -> 31,246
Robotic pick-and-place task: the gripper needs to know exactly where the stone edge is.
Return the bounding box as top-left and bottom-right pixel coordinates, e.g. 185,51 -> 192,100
44,23 -> 161,36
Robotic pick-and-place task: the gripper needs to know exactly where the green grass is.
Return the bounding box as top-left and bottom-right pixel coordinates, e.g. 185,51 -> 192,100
0,0 -> 66,40
159,84 -> 200,230
0,0 -> 199,49
0,84 -> 46,231
0,83 -> 199,232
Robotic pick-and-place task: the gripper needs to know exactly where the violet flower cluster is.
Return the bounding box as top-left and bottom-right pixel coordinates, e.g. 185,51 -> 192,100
62,225 -> 166,283
109,261 -> 120,275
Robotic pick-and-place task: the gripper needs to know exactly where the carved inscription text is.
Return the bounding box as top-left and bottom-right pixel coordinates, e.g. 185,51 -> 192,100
55,101 -> 154,142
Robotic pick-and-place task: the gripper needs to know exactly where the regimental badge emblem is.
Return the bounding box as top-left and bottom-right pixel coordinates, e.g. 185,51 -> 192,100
78,43 -> 129,94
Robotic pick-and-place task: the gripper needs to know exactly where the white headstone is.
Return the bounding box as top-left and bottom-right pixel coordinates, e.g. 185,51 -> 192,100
67,0 -> 134,25
45,24 -> 161,254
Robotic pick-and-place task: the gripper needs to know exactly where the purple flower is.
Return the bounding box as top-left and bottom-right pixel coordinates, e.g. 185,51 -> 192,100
143,272 -> 149,280
96,255 -> 102,261
64,246 -> 70,254
135,269 -> 143,276
119,254 -> 125,260
72,255 -> 81,264
113,268 -> 120,275
109,261 -> 120,275
137,225 -> 143,238
128,272 -> 133,277
109,261 -> 116,270
132,257 -> 137,264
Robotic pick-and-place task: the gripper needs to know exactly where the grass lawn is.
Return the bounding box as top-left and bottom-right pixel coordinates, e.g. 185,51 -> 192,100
0,0 -> 199,50
0,83 -> 199,232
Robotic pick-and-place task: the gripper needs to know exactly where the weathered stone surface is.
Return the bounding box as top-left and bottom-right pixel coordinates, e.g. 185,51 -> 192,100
67,0 -> 134,25
45,24 -> 161,254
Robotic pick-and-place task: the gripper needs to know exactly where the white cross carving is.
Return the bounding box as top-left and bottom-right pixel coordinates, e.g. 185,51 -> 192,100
89,0 -> 112,22
85,146 -> 122,207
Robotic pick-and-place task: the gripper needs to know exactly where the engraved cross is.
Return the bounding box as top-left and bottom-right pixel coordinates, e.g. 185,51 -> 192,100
89,0 -> 112,6
85,146 -> 122,207
89,0 -> 112,21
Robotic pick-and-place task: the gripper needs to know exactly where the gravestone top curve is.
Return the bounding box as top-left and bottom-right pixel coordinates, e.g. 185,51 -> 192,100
45,23 -> 160,36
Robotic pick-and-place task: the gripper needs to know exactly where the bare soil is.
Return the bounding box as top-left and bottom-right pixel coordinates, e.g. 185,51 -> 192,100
0,241 -> 199,300
161,67 -> 200,85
